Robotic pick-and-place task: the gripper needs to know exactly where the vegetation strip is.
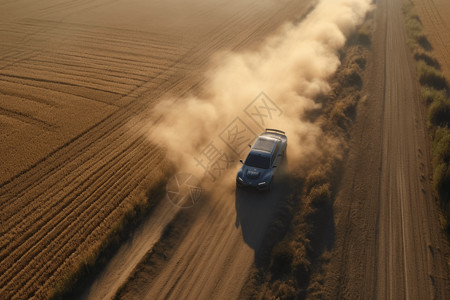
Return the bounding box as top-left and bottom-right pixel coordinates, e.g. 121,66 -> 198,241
403,1 -> 450,235
239,20 -> 372,299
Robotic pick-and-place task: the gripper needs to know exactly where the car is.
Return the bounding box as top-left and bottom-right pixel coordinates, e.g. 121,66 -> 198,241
236,128 -> 287,191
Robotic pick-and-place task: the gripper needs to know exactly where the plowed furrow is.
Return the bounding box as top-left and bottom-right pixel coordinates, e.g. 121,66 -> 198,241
0,106 -> 54,130
17,19 -> 182,47
0,73 -> 125,98
15,61 -> 144,87
28,58 -> 151,82
0,74 -> 123,105
51,48 -> 180,71
0,82 -> 58,107
0,69 -> 133,95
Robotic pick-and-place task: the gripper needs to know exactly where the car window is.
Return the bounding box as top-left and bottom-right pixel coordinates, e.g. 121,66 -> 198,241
245,153 -> 270,169
271,143 -> 280,164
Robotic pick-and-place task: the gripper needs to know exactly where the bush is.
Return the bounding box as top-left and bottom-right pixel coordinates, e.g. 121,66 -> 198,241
428,98 -> 450,127
340,69 -> 363,89
417,61 -> 448,90
305,166 -> 331,194
271,280 -> 298,300
404,13 -> 423,49
414,51 -> 440,69
356,24 -> 371,47
270,240 -> 294,277
421,87 -> 446,105
308,184 -> 332,209
432,127 -> 450,203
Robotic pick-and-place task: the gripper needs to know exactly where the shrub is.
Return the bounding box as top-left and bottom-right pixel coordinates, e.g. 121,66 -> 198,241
308,184 -> 332,209
340,68 -> 363,89
305,166 -> 331,194
270,240 -> 294,277
414,51 -> 440,69
432,127 -> 450,203
271,280 -> 297,300
292,252 -> 311,285
356,24 -> 371,47
428,98 -> 450,127
404,14 -> 423,49
421,87 -> 446,106
417,61 -> 448,90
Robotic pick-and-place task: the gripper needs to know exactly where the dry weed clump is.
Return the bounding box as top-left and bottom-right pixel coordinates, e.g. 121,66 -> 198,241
403,1 -> 450,235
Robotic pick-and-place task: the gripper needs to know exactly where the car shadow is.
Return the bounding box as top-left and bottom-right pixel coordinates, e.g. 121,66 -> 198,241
234,153 -> 291,252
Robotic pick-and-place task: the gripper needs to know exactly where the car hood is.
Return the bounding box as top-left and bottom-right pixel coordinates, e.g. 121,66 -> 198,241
238,165 -> 273,183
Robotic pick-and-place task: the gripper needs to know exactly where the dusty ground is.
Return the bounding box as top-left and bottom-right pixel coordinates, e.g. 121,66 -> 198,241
322,0 -> 450,298
0,0 -> 313,298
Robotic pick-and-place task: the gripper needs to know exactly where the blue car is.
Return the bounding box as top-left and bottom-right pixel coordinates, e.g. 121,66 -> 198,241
236,129 -> 287,191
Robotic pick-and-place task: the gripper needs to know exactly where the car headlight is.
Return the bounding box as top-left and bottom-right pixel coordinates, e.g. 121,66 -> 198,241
238,177 -> 244,182
258,182 -> 267,186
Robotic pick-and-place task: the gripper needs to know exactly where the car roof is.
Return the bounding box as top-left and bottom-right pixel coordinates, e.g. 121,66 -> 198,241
252,136 -> 279,154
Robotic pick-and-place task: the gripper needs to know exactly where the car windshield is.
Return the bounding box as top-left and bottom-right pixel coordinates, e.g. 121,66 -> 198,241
245,153 -> 270,169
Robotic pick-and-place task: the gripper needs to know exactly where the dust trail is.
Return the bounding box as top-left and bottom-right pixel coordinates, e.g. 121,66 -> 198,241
146,0 -> 372,186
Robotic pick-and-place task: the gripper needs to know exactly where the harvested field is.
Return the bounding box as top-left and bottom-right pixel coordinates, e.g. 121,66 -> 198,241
413,0 -> 450,78
0,0 -> 315,298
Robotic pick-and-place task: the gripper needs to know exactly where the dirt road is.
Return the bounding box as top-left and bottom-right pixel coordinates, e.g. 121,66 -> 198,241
323,0 -> 450,298
0,0 -> 313,298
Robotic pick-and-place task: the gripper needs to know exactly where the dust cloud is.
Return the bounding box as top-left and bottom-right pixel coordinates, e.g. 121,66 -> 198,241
147,0 -> 372,185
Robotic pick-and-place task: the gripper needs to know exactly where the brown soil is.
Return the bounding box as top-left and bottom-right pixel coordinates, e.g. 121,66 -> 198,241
321,0 -> 450,298
0,0 -> 314,298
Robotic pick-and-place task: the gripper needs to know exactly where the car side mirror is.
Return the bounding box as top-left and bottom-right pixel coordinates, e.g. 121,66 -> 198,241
239,159 -> 243,164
